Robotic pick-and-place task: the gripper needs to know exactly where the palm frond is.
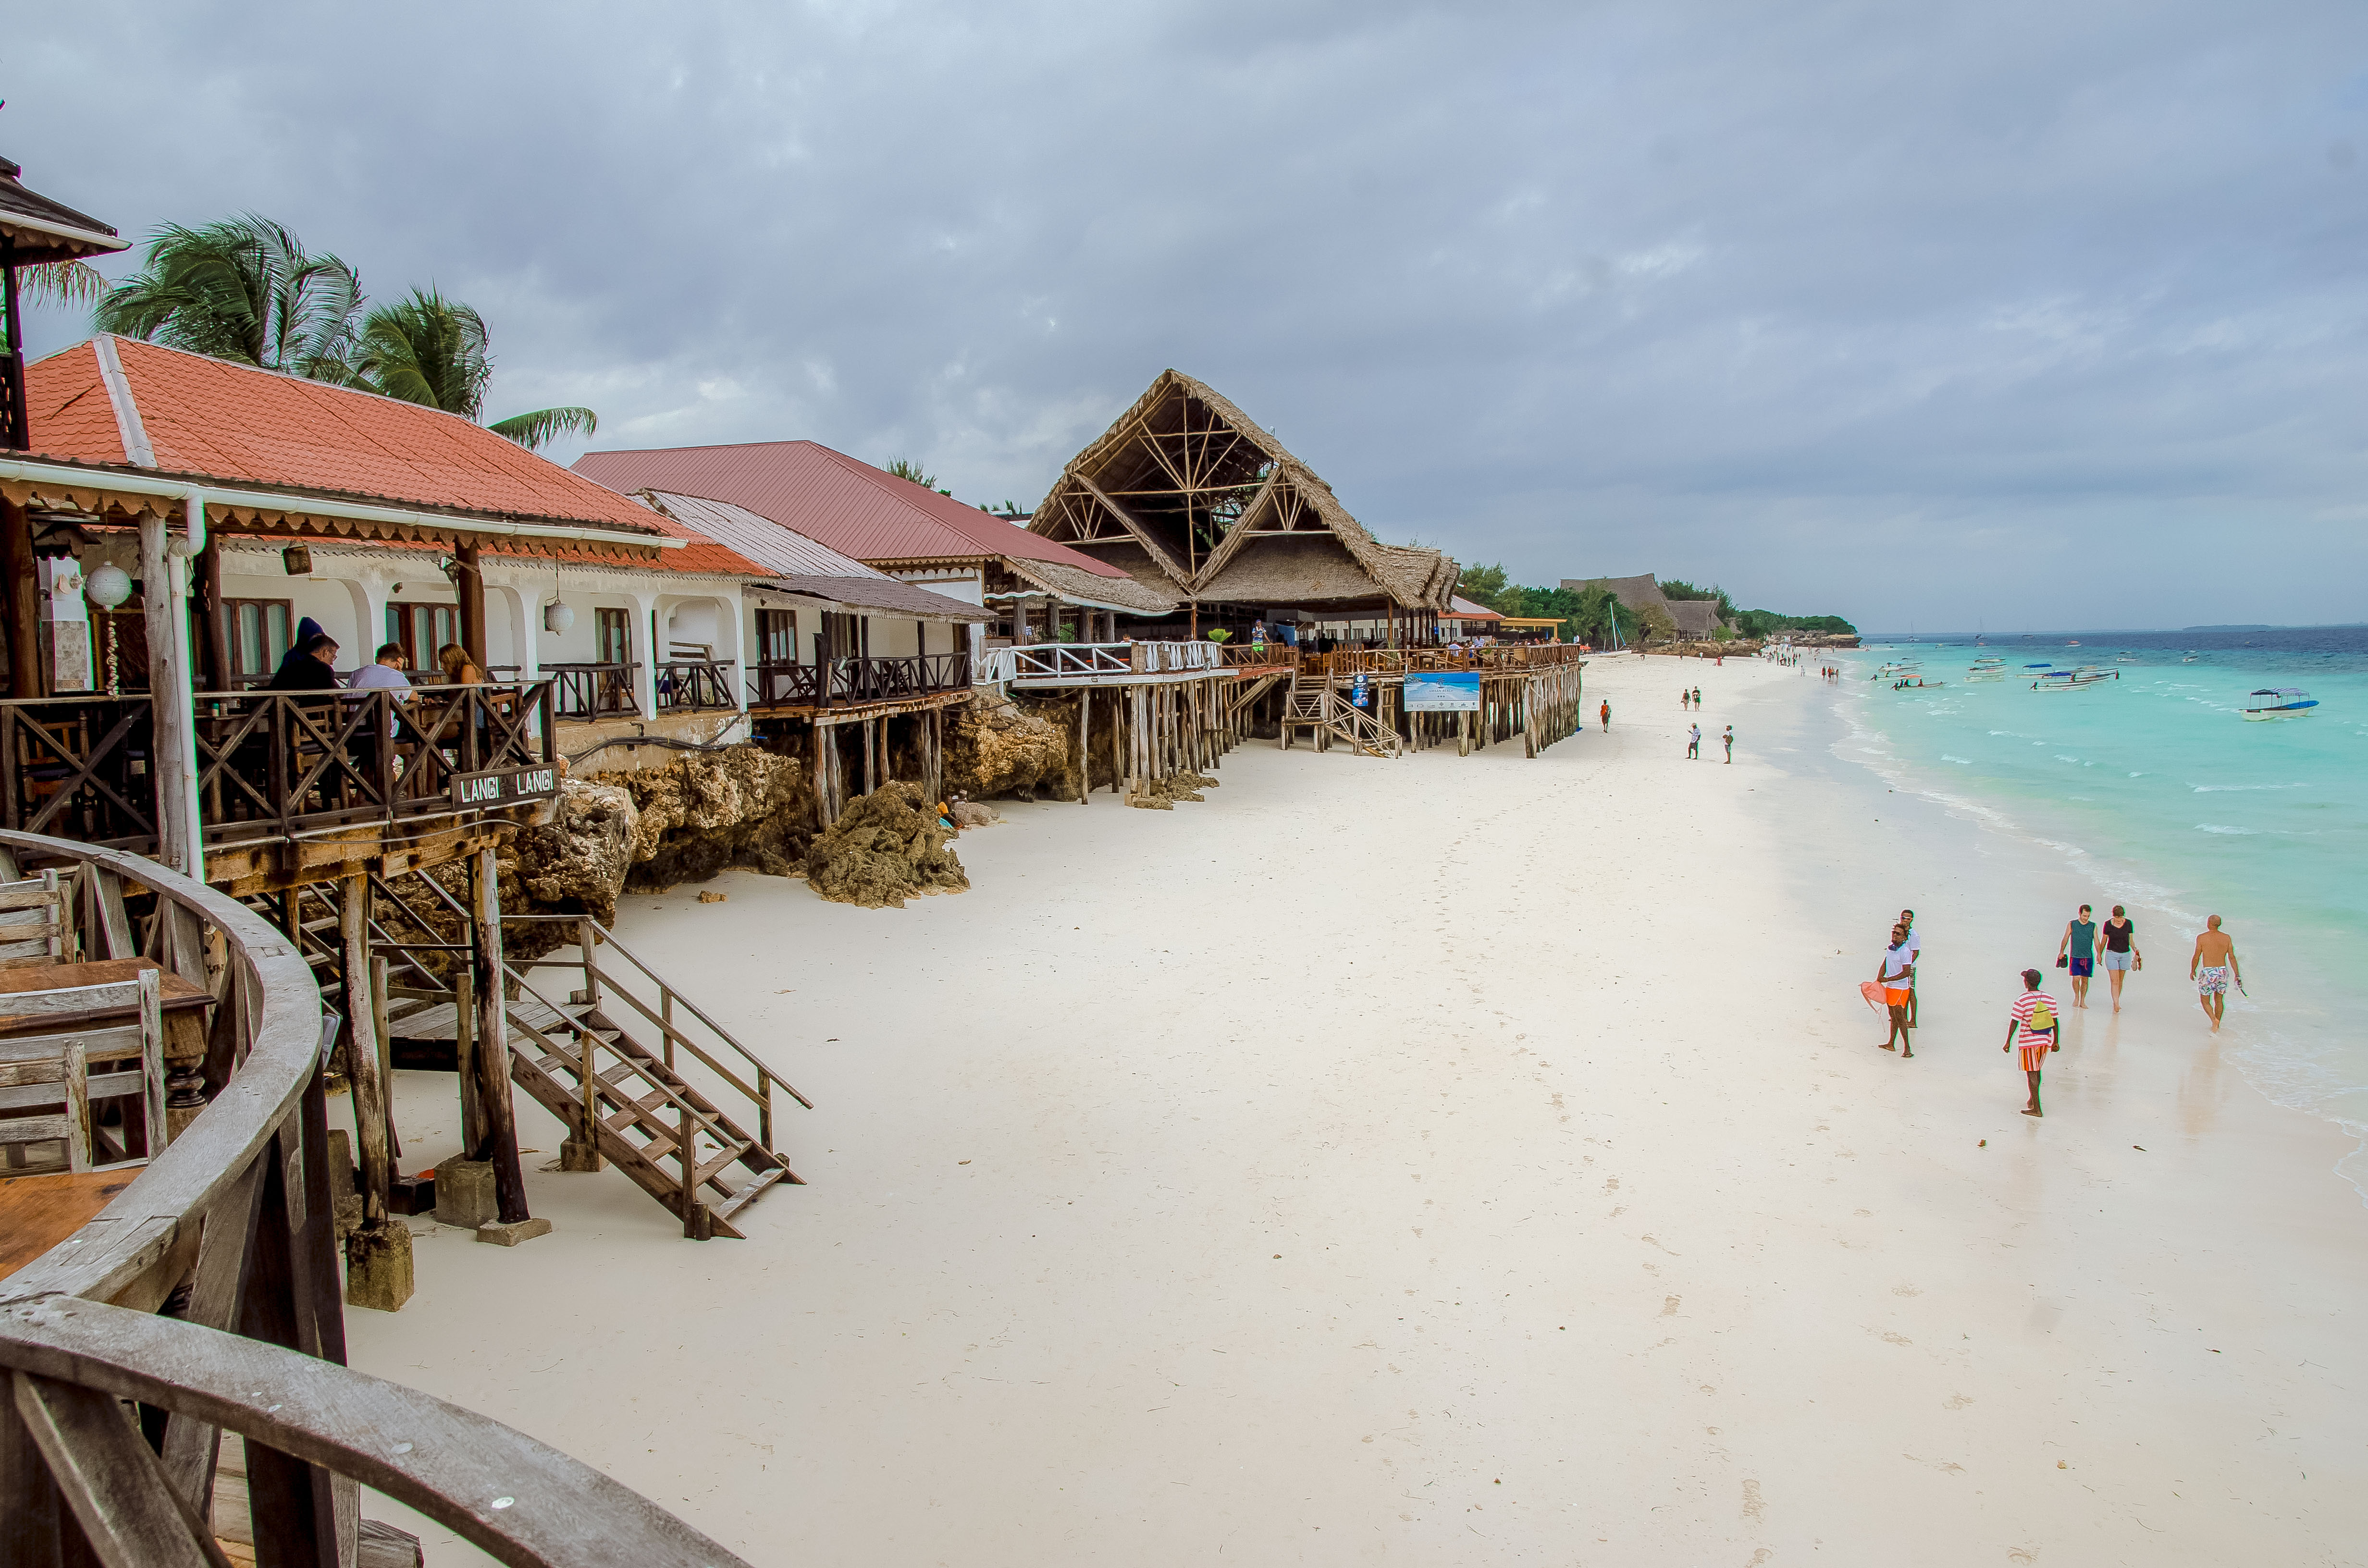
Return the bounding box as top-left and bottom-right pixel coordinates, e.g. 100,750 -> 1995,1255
355,288 -> 491,416
18,260 -> 111,310
92,214 -> 362,378
488,406 -> 598,451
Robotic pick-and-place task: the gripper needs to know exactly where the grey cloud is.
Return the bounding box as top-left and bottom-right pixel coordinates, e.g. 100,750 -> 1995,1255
11,0 -> 2367,628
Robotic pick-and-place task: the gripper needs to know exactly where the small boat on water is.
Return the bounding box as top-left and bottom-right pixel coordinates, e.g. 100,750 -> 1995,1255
1966,656 -> 2007,682
2241,687 -> 2318,721
2033,665 -> 2116,692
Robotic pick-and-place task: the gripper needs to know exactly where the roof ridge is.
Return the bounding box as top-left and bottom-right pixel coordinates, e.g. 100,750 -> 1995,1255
90,338 -> 154,468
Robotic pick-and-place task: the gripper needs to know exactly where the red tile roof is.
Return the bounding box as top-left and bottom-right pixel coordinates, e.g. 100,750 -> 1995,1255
572,440 -> 1129,578
24,337 -> 668,539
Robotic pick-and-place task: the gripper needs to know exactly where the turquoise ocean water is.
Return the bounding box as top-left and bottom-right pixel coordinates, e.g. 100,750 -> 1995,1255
1830,626 -> 2368,1198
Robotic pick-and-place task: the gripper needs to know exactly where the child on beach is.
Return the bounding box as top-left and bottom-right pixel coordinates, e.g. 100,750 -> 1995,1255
1722,724 -> 1733,762
1600,700 -> 1610,731
2003,968 -> 2060,1116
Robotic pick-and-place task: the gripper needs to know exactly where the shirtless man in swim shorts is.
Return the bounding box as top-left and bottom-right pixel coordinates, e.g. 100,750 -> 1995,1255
2189,916 -> 2242,1033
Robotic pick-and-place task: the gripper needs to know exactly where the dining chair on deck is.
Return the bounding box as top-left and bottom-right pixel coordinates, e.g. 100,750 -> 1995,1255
0,971 -> 166,1173
0,870 -> 73,968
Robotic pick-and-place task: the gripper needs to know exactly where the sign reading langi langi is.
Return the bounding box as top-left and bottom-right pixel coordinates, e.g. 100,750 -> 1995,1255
1403,672 -> 1481,713
449,763 -> 560,810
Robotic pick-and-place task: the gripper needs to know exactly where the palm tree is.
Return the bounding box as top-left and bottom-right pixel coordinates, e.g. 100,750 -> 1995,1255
354,287 -> 595,450
94,214 -> 362,380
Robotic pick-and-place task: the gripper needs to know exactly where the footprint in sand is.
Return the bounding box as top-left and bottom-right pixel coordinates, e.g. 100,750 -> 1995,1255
1741,1478 -> 1765,1522
1661,1295 -> 1681,1317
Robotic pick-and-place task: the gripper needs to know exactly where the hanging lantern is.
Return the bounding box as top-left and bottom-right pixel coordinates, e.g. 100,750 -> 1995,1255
543,599 -> 576,634
84,564 -> 132,609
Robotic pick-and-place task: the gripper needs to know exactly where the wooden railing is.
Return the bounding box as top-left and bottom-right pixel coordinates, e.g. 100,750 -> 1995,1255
749,652 -> 971,710
979,641 -> 1229,685
0,685 -> 554,857
1299,644 -> 1591,677
1216,641 -> 1302,669
654,659 -> 737,713
0,830 -> 751,1568
506,914 -> 808,1152
543,662 -> 639,722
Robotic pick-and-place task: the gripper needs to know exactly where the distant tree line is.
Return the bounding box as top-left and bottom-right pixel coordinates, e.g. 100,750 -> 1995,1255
1458,564 -> 1855,641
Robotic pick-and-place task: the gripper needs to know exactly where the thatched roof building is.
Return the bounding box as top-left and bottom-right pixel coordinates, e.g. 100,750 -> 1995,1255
1030,371 -> 1458,631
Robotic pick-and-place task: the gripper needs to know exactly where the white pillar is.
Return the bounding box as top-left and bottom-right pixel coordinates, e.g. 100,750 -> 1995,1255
488,578 -> 538,679
630,590 -> 661,719
38,558 -> 93,692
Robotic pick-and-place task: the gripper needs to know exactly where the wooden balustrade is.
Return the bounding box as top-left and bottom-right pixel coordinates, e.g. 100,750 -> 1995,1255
653,660 -> 737,713
0,684 -> 555,858
749,652 -> 970,710
542,662 -> 639,722
0,829 -> 750,1567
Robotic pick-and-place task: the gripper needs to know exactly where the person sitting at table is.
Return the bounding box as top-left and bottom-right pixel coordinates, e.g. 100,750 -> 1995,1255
436,642 -> 483,686
346,643 -> 414,785
266,624 -> 341,689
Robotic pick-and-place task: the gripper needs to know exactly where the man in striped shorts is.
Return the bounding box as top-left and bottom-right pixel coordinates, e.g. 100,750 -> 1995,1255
2002,968 -> 2060,1118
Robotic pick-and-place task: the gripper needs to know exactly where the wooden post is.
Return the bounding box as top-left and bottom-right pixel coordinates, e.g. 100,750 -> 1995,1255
0,496 -> 38,698
454,964 -> 483,1153
197,539 -> 230,694
457,543 -> 487,668
811,722 -> 831,830
1077,688 -> 1091,803
338,876 -> 390,1227
861,718 -> 876,797
138,510 -> 201,878
563,916 -> 604,1172
469,845 -> 530,1225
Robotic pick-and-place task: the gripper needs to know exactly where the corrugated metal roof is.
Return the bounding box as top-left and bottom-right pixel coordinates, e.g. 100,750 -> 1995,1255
639,490 -> 891,580
765,576 -> 990,622
573,440 -> 1131,578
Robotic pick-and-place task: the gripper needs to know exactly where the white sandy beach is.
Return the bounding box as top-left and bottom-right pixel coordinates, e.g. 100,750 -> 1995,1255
353,653 -> 2368,1566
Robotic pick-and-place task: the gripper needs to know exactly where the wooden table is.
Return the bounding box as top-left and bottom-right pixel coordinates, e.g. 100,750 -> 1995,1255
0,1169 -> 138,1280
0,957 -> 212,1064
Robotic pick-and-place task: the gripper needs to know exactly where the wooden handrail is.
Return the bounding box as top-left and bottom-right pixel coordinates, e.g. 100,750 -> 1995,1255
0,829 -> 752,1568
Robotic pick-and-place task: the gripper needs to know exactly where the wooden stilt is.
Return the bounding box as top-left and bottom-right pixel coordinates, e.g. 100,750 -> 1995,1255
338,875 -> 391,1228
861,718 -> 877,796
1077,689 -> 1091,803
470,845 -> 530,1225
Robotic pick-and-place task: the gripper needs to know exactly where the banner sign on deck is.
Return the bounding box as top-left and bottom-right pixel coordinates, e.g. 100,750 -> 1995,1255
1403,672 -> 1481,713
1352,673 -> 1370,708
450,762 -> 561,810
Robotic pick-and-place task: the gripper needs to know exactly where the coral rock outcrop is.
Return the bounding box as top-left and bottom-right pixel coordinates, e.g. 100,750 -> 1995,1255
945,691 -> 1076,801
804,783 -> 971,908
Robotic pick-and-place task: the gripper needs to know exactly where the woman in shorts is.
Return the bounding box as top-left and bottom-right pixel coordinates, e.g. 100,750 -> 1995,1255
2098,905 -> 2140,1013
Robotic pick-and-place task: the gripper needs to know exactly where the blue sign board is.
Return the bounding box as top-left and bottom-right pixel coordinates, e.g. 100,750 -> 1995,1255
1404,672 -> 1481,712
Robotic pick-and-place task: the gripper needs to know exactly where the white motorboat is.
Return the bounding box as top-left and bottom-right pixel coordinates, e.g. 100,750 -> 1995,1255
2241,687 -> 2318,721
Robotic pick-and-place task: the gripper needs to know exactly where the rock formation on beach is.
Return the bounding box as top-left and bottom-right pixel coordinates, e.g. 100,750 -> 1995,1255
803,782 -> 970,908
944,691 -> 1076,801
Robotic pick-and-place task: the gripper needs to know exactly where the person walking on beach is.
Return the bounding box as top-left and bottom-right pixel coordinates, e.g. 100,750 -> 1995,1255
1896,909 -> 1923,1026
1877,923 -> 1916,1055
2189,916 -> 2242,1033
2003,968 -> 2060,1116
1687,723 -> 1701,759
1722,724 -> 1734,762
1600,699 -> 1610,732
1692,685 -> 1703,708
2056,905 -> 2097,1008
1680,688 -> 1691,711
2099,906 -> 2140,1012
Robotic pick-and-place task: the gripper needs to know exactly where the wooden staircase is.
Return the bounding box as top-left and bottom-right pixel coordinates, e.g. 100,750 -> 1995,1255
496,966 -> 797,1239
268,872 -> 807,1239
1278,674 -> 1402,758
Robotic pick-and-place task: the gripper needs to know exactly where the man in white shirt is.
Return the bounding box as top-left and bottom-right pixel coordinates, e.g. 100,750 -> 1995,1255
1899,908 -> 1922,1026
346,642 -> 414,763
347,642 -> 414,696
1876,922 -> 1916,1056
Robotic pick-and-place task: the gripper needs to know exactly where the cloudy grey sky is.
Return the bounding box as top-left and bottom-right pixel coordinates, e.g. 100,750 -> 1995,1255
12,2 -> 2368,630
